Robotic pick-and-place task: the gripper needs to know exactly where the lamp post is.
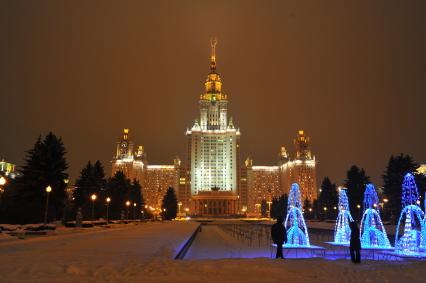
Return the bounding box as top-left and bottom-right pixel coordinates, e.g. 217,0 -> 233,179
44,186 -> 52,224
106,197 -> 111,223
356,204 -> 361,220
0,176 -> 6,203
126,201 -> 130,220
0,176 -> 6,192
133,202 -> 136,220
91,194 -> 97,221
178,201 -> 182,217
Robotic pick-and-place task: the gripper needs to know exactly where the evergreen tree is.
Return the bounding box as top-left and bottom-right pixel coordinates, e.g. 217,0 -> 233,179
105,171 -> 132,220
382,154 -> 426,221
129,179 -> 145,219
270,197 -> 279,219
73,160 -> 106,220
161,187 -> 178,220
278,194 -> 288,219
345,165 -> 370,221
0,133 -> 68,223
318,177 -> 339,219
303,199 -> 312,219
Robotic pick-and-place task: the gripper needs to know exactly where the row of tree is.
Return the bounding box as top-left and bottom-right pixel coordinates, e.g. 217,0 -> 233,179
72,163 -> 145,221
1,132 -> 424,224
315,154 -> 426,222
0,132 -> 181,224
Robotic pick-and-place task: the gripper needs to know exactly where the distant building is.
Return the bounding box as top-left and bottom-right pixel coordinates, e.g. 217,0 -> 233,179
0,159 -> 18,179
110,41 -> 318,217
185,38 -> 241,216
111,129 -> 188,211
417,164 -> 426,175
241,130 -> 317,216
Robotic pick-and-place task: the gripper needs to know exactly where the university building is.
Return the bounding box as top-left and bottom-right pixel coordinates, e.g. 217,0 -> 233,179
111,41 -> 317,217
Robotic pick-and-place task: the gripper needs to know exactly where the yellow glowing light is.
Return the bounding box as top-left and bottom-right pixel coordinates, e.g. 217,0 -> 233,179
46,185 -> 52,193
383,198 -> 389,203
0,176 -> 6,186
124,128 -> 129,134
106,197 -> 111,203
133,203 -> 136,207
323,207 -> 327,211
185,208 -> 189,212
357,204 -> 361,209
126,201 -> 130,206
91,194 -> 97,201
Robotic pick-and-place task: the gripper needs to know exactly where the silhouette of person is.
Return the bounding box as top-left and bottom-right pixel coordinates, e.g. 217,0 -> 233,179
349,221 -> 361,263
271,216 -> 287,259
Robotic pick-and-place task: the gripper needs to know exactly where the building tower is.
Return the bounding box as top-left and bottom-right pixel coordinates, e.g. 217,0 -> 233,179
186,39 -> 241,216
291,130 -> 318,201
111,128 -> 146,181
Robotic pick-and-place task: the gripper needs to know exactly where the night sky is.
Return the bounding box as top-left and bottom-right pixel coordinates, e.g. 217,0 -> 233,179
1,0 -> 425,186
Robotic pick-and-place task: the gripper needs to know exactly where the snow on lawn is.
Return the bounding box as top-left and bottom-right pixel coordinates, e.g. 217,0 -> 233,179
0,221 -> 425,282
0,221 -> 198,282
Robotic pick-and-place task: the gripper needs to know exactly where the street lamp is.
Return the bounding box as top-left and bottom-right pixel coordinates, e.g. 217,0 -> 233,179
0,176 -> 6,198
178,202 -> 182,216
133,202 -> 137,220
106,197 -> 111,223
44,185 -> 52,224
91,194 -> 97,221
0,176 -> 6,191
126,201 -> 130,220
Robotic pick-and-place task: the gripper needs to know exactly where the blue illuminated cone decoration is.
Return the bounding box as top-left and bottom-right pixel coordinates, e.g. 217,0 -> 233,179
334,187 -> 353,244
395,173 -> 425,255
359,184 -> 391,248
284,183 -> 310,246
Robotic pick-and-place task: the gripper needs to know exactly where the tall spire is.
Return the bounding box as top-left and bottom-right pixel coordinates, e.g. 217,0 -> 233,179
210,37 -> 217,71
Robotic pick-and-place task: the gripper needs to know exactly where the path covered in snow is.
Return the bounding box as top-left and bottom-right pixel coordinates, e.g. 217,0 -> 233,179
0,220 -> 425,282
0,221 -> 198,282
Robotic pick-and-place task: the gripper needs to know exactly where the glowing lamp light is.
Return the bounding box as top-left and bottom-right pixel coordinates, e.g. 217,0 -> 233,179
133,203 -> 137,207
0,176 -> 7,186
126,201 -> 131,206
91,194 -> 97,201
106,197 -> 111,203
46,185 -> 52,193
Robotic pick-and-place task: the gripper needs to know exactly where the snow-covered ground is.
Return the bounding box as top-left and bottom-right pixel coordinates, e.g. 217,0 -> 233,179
0,220 -> 425,282
0,221 -> 198,282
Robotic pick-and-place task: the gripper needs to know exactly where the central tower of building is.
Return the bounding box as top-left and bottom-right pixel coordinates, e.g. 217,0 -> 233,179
186,39 -> 241,216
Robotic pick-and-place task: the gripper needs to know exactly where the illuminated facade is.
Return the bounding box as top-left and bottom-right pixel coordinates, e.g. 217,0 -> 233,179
243,130 -> 318,216
111,40 -> 318,217
186,39 -> 241,216
0,159 -> 18,179
111,129 -> 189,210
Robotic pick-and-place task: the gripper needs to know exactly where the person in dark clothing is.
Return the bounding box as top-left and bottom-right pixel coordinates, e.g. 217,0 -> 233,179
349,221 -> 361,263
271,216 -> 287,259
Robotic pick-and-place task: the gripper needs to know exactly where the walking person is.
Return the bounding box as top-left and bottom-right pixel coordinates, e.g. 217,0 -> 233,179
271,216 -> 287,259
349,221 -> 361,263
